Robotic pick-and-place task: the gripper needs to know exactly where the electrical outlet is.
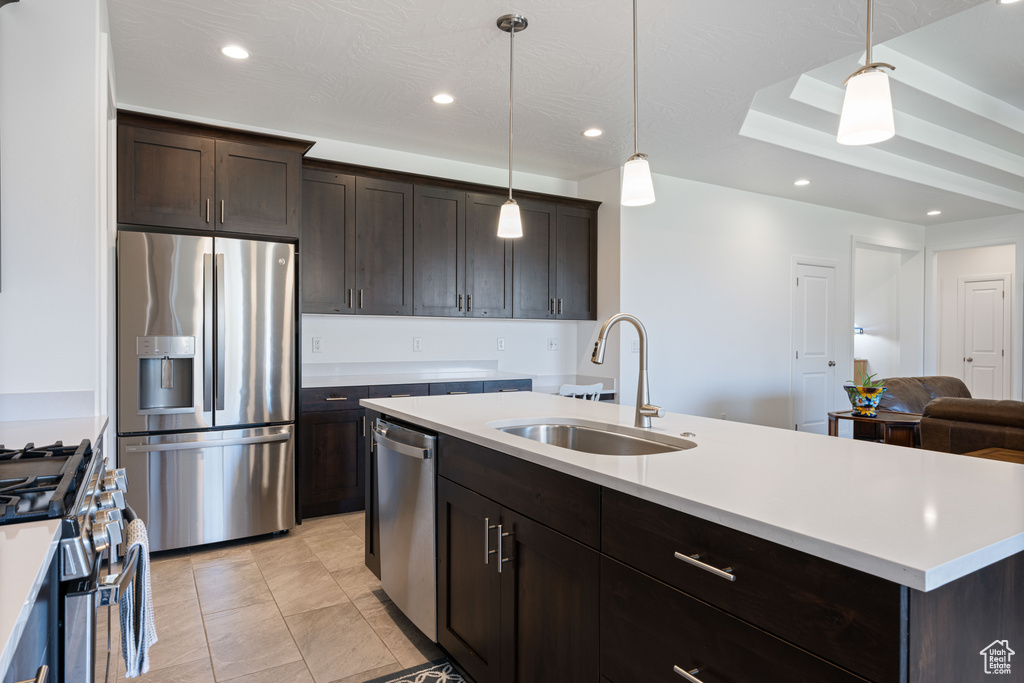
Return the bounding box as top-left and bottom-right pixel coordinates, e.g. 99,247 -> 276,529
497,337 -> 505,351
413,337 -> 422,352
631,340 -> 640,353
547,338 -> 559,351
720,413 -> 727,420
312,337 -> 323,353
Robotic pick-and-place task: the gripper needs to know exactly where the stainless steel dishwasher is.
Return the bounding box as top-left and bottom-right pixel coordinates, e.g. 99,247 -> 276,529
372,417 -> 438,642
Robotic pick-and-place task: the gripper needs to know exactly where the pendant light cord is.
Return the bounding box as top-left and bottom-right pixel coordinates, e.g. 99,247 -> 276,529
508,22 -> 515,201
865,0 -> 873,65
632,0 -> 639,156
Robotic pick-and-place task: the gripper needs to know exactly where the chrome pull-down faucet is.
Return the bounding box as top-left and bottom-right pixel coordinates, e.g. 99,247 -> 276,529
591,313 -> 665,429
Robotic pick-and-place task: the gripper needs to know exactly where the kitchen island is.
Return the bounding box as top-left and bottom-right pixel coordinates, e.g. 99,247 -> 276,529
361,392 -> 1024,683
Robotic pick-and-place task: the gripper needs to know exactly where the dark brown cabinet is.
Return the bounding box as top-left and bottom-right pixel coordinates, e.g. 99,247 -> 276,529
296,408 -> 365,519
512,201 -> 597,320
437,477 -> 599,683
118,113 -> 310,238
301,169 -> 356,313
555,205 -> 597,320
512,200 -> 558,319
299,159 -> 596,320
355,177 -> 414,315
297,386 -> 368,518
414,190 -> 514,318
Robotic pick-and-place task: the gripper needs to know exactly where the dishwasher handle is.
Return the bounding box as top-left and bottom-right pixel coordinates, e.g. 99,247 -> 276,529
372,419 -> 435,460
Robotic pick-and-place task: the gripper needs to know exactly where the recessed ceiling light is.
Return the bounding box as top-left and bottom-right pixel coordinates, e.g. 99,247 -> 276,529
582,128 -> 603,137
432,94 -> 455,104
997,0 -> 1021,5
927,210 -> 942,216
794,179 -> 810,186
221,45 -> 250,59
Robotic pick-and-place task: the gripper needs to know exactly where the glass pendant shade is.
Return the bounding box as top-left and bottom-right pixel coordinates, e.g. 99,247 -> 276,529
837,69 -> 895,146
497,200 -> 523,238
621,155 -> 656,206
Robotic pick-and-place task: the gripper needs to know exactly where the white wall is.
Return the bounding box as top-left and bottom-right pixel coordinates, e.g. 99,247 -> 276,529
935,243 -> 1016,381
0,0 -> 111,421
925,214 -> 1023,399
607,173 -> 925,429
853,247 -> 902,380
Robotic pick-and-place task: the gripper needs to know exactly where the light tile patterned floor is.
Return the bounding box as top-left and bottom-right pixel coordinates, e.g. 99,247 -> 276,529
96,512 -> 441,683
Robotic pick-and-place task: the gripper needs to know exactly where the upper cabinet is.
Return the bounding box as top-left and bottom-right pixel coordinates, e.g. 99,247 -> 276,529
117,112 -> 312,239
300,159 -> 599,320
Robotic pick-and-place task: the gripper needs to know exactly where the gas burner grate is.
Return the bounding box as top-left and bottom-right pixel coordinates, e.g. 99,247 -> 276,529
0,440 -> 91,524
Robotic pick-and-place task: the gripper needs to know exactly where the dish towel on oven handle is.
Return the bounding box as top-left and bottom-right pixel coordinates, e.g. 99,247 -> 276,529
120,518 -> 158,677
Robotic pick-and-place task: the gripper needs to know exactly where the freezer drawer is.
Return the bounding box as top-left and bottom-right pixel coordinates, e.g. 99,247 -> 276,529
119,425 -> 295,551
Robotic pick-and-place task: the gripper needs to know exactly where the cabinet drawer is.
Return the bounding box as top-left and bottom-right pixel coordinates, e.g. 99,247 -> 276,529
429,381 -> 484,396
367,383 -> 429,399
601,557 -> 867,683
602,489 -> 902,683
482,379 -> 532,393
300,386 -> 368,412
438,435 -> 600,548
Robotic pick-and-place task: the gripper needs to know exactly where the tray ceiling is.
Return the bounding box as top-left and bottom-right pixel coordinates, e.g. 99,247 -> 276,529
107,0 -> 1020,225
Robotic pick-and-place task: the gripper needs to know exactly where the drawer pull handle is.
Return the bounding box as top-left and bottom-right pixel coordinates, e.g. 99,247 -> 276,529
672,666 -> 703,682
499,388 -> 519,392
447,391 -> 468,395
484,517 -> 497,564
324,397 -> 348,401
674,552 -> 736,581
389,394 -> 411,398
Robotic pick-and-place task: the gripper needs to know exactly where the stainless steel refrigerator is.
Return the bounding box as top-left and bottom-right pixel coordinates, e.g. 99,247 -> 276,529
116,230 -> 296,551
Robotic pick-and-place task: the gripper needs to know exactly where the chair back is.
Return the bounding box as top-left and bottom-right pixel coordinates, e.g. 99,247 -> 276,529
558,383 -> 603,401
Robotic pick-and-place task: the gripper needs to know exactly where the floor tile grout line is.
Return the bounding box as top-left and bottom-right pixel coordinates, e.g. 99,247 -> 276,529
251,546 -> 320,682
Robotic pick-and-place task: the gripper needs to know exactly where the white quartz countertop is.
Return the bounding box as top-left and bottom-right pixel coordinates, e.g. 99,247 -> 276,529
0,415 -> 108,677
361,392 -> 1024,592
303,370 -> 533,389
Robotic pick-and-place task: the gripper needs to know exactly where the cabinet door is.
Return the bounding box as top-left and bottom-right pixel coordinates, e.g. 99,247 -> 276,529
499,509 -> 599,683
297,409 -> 365,518
301,169 -> 356,314
555,206 -> 597,320
414,186 -> 465,317
216,140 -> 302,238
117,125 -> 215,231
466,193 -> 513,318
355,177 -> 414,315
512,200 -> 557,319
438,477 -> 503,683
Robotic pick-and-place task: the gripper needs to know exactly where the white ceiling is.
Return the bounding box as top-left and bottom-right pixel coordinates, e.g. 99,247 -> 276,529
107,0 -> 1023,225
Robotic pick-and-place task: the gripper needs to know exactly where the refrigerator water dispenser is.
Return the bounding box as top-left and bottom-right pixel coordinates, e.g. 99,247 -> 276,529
137,336 -> 196,413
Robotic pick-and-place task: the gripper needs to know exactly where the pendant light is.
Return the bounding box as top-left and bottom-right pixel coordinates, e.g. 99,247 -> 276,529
497,14 -> 527,238
621,0 -> 655,206
837,0 -> 896,145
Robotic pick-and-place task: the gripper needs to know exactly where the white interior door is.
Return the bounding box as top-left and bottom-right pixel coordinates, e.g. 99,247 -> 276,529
792,264 -> 836,433
962,279 -> 1007,399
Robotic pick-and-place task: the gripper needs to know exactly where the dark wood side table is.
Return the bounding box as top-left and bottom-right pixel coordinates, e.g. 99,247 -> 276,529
963,448 -> 1024,465
827,410 -> 922,448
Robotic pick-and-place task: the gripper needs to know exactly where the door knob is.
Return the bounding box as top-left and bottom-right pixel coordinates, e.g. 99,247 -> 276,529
828,361 -> 836,367
966,357 -> 974,362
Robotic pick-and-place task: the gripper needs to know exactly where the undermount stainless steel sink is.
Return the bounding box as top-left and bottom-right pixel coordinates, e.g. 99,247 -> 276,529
496,421 -> 696,456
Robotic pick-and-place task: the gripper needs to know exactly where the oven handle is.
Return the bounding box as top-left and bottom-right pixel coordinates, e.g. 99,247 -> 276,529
123,432 -> 291,453
98,545 -> 141,607
13,665 -> 48,683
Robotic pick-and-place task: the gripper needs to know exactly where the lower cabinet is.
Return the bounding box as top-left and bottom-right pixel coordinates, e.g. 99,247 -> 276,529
296,407 -> 365,518
437,476 -> 599,683
601,557 -> 864,683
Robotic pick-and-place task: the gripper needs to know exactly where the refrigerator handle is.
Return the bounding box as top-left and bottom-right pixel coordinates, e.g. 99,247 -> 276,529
216,253 -> 226,411
124,432 -> 292,453
203,254 -> 214,412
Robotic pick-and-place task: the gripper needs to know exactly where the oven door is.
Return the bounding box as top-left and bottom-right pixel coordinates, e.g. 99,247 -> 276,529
61,553 -> 103,683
